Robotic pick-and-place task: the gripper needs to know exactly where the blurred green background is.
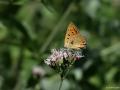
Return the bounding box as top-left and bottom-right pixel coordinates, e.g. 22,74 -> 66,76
0,0 -> 120,90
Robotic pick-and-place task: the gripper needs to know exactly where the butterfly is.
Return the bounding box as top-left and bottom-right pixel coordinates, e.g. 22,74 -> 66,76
64,22 -> 86,49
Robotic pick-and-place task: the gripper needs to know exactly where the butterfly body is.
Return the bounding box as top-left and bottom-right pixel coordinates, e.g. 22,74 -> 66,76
64,22 -> 86,49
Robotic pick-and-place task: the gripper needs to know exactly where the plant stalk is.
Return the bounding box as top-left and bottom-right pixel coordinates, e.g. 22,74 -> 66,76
58,77 -> 64,90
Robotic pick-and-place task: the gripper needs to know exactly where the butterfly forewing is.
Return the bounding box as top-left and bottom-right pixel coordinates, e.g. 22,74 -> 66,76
64,22 -> 78,47
64,22 -> 86,49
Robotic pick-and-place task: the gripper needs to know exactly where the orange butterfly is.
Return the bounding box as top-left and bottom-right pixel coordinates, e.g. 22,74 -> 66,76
64,22 -> 86,49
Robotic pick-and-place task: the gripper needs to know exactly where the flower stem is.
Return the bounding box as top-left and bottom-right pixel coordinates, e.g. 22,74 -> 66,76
64,60 -> 75,78
58,77 -> 64,90
58,60 -> 75,90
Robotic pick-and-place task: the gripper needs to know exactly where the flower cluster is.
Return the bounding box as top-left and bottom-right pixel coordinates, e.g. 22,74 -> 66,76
45,48 -> 83,66
44,48 -> 83,77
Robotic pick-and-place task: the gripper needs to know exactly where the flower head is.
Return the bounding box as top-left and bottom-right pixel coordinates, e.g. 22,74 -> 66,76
45,48 -> 83,67
44,48 -> 85,79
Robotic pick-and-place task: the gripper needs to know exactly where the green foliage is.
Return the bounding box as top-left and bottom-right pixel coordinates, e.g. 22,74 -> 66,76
0,0 -> 120,90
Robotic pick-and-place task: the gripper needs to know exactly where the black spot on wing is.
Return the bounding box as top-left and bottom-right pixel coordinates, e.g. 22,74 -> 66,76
68,34 -> 70,36
73,27 -> 78,34
70,41 -> 74,44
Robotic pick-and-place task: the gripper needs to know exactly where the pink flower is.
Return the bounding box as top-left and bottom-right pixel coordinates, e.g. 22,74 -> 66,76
44,48 -> 83,66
